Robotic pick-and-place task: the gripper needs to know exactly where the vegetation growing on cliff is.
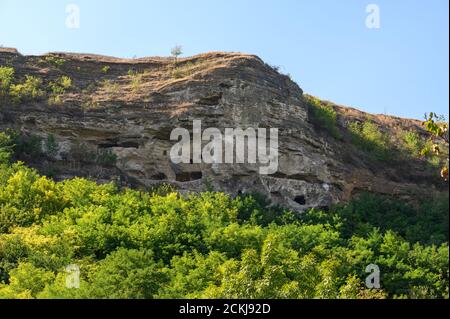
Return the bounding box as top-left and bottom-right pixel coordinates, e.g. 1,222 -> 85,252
9,75 -> 45,103
0,66 -> 14,96
421,113 -> 449,180
348,120 -> 391,161
0,140 -> 448,299
306,95 -> 341,139
127,69 -> 143,93
400,131 -> 424,157
40,56 -> 66,69
48,76 -> 72,105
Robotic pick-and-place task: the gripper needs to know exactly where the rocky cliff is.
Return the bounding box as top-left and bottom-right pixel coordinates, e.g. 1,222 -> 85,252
0,48 -> 448,209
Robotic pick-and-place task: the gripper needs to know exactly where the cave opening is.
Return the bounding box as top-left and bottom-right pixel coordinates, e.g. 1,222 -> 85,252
175,171 -> 203,182
151,173 -> 167,181
294,195 -> 306,205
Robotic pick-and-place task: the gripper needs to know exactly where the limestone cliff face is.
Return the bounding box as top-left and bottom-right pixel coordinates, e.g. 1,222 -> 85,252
0,48 -> 447,209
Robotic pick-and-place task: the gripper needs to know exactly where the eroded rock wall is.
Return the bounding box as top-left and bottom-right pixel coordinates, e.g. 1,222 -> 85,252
0,49 -> 447,209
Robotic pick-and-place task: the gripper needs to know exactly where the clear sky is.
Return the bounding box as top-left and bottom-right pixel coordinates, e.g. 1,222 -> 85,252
0,0 -> 448,120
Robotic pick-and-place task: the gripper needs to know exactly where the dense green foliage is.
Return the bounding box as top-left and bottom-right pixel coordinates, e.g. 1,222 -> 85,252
0,149 -> 448,299
0,132 -> 13,163
348,120 -> 391,161
48,76 -> 72,105
9,75 -> 45,102
0,129 -> 119,171
401,131 -> 424,157
306,95 -> 341,139
0,65 -> 71,106
41,56 -> 66,68
44,134 -> 59,159
0,67 -> 14,96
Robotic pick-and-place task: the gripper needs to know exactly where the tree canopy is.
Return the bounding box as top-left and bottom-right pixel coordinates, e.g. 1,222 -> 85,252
0,136 -> 448,299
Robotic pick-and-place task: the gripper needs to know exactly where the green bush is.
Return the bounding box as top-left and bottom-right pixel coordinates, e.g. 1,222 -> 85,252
9,75 -> 45,102
95,149 -> 117,167
1,131 -> 44,160
0,132 -> 14,163
303,192 -> 449,245
127,70 -> 143,93
1,130 -> 59,161
42,56 -> 66,68
399,131 -> 442,167
0,164 -> 66,232
13,133 -> 43,159
47,95 -> 62,106
48,76 -> 72,105
149,183 -> 178,196
0,66 -> 14,95
348,120 -> 390,161
101,66 -> 110,74
44,134 -> 59,159
401,131 -> 423,157
59,76 -> 72,89
306,96 -> 340,139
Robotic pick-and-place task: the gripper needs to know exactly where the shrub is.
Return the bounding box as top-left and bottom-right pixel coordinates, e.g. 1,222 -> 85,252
401,131 -> 423,157
42,56 -> 66,68
0,66 -> 14,95
47,95 -> 62,106
305,192 -> 449,245
44,134 -> 59,159
127,70 -> 143,93
149,183 -> 177,196
95,149 -> 117,167
0,165 -> 67,232
427,154 -> 441,168
9,76 -> 45,102
306,96 -> 340,139
1,130 -> 45,160
0,132 -> 14,163
101,66 -> 110,74
11,133 -> 43,159
0,262 -> 55,298
348,120 -> 390,161
59,76 -> 72,89
48,76 -> 72,94
81,248 -> 168,299
48,76 -> 72,105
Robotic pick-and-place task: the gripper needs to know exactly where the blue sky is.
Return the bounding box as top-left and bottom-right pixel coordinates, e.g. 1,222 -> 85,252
0,0 -> 448,120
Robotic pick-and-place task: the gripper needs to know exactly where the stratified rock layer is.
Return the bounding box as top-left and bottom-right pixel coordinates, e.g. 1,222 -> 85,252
0,49 -> 447,209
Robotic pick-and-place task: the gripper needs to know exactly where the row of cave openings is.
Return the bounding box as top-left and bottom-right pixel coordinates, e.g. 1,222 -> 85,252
99,140 -> 311,206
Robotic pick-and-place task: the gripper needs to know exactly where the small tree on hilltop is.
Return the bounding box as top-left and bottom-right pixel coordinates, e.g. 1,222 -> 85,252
171,45 -> 183,64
